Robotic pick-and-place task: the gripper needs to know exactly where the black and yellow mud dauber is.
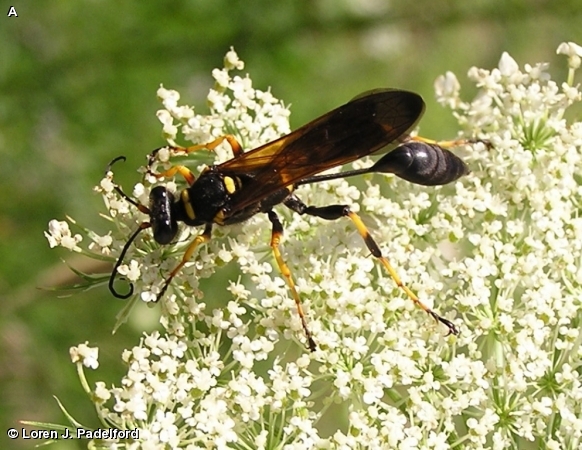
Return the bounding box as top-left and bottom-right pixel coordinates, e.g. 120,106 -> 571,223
107,88 -> 482,351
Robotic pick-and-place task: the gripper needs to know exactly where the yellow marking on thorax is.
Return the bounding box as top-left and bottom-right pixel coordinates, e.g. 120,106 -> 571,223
180,190 -> 196,220
224,176 -> 237,194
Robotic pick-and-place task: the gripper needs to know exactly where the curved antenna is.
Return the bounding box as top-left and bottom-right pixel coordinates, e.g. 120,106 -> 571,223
105,155 -> 153,298
108,223 -> 150,299
106,156 -> 150,212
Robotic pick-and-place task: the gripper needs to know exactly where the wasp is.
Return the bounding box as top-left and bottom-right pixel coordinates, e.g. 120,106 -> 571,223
107,88 -> 479,351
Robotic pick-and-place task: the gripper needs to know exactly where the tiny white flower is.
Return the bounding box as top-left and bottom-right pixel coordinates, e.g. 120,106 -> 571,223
116,259 -> 141,282
93,381 -> 111,403
557,41 -> 582,69
224,47 -> 244,70
88,232 -> 113,255
498,51 -> 520,77
434,71 -> 461,108
44,219 -> 82,251
212,68 -> 230,88
156,86 -> 180,109
70,342 -> 99,369
99,176 -> 115,193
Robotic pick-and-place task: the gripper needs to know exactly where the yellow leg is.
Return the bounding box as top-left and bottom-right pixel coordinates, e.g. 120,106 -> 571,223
151,135 -> 244,161
409,135 -> 491,150
346,210 -> 459,335
148,135 -> 245,184
150,164 -> 196,185
156,224 -> 212,301
179,135 -> 244,157
268,211 -> 317,351
285,196 -> 459,336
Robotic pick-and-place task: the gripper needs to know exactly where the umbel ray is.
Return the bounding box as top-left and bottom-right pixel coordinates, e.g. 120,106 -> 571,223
107,88 -> 485,351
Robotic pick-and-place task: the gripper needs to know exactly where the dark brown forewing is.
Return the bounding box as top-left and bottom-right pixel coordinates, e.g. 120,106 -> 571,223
218,89 -> 425,213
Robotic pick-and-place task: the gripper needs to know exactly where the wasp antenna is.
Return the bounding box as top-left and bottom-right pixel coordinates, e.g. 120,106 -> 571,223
113,185 -> 144,210
106,156 -> 150,212
106,155 -> 127,173
106,155 -> 154,298
109,223 -> 150,299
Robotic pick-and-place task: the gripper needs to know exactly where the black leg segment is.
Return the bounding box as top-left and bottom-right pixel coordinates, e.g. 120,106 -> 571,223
284,195 -> 459,336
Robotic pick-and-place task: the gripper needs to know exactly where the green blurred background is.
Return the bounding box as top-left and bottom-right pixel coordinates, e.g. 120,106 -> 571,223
2,1 -> 581,448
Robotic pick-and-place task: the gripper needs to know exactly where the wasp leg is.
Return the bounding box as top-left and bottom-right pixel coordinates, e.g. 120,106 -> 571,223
408,135 -> 492,150
155,223 -> 213,301
284,195 -> 459,336
149,164 -> 197,185
267,210 -> 317,352
179,135 -> 244,157
148,135 -> 245,184
150,135 -> 244,163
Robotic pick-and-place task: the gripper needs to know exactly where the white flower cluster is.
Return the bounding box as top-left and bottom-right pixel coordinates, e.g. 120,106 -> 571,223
47,45 -> 582,448
86,331 -> 316,448
44,218 -> 83,252
70,342 -> 99,370
156,47 -> 291,162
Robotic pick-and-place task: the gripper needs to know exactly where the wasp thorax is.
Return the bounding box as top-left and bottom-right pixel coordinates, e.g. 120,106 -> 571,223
179,171 -> 229,224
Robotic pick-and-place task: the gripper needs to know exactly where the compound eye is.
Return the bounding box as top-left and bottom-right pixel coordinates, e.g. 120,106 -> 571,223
150,186 -> 178,244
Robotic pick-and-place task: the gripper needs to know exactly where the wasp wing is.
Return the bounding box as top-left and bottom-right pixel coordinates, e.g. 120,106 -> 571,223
218,89 -> 425,213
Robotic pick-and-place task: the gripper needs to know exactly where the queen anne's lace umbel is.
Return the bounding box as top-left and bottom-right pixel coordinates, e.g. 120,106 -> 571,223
46,44 -> 582,449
